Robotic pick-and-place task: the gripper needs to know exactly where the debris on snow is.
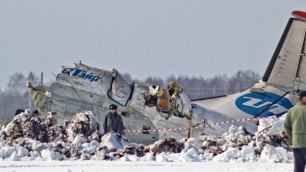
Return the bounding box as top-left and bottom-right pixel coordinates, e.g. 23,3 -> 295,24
0,111 -> 294,163
66,111 -> 103,144
150,138 -> 184,155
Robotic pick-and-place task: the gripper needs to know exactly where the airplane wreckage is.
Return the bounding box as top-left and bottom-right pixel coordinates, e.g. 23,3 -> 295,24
27,63 -> 201,145
27,11 -> 306,145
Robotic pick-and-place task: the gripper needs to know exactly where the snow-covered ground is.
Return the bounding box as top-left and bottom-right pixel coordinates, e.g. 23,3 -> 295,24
0,111 -> 295,172
0,161 -> 293,172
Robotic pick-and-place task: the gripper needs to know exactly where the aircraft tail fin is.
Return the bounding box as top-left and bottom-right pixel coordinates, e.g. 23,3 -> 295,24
262,17 -> 306,91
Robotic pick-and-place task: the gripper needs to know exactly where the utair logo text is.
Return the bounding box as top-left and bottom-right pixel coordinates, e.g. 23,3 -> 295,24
62,68 -> 100,82
235,92 -> 293,117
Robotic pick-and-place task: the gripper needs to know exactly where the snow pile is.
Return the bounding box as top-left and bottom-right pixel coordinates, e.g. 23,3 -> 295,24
0,112 -> 293,163
101,131 -> 138,150
258,115 -> 286,135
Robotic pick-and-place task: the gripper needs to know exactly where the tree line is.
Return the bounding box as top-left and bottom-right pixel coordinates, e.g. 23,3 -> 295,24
0,72 -> 40,121
144,69 -> 261,100
0,69 -> 261,120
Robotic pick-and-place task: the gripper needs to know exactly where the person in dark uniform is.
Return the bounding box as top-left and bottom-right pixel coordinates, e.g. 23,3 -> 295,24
103,104 -> 125,135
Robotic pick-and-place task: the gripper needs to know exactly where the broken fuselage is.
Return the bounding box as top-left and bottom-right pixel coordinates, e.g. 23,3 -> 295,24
27,62 -> 206,145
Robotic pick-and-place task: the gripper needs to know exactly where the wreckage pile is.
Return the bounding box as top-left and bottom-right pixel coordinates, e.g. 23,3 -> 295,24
0,110 -> 293,162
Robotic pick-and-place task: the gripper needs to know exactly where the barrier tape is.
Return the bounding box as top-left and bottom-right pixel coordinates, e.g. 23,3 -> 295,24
124,115 -> 285,133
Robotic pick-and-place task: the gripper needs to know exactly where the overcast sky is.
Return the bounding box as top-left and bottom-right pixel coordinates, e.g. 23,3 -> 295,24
1,0 -> 306,89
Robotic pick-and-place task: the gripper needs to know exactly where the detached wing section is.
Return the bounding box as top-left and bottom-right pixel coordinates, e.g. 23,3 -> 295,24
263,18 -> 306,90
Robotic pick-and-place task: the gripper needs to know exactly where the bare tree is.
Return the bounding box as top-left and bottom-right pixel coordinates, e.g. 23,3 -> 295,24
0,72 -> 40,120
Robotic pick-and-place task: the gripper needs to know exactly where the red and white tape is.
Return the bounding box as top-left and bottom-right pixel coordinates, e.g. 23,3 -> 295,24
124,115 -> 285,133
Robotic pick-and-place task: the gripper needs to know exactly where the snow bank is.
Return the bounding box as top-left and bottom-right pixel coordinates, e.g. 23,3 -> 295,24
0,112 -> 293,163
101,131 -> 137,150
258,115 -> 285,135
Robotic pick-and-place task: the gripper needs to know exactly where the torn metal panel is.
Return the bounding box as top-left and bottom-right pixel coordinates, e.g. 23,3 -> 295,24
26,82 -> 50,109
107,69 -> 133,106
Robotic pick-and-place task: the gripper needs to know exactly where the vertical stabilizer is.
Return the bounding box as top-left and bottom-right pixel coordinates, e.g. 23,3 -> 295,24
262,17 -> 306,91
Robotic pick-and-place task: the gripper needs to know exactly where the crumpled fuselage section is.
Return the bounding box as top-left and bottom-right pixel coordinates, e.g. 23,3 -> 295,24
27,62 -> 206,145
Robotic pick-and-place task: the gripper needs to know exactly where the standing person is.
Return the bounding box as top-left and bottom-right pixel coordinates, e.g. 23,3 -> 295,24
103,104 -> 125,135
284,90 -> 306,172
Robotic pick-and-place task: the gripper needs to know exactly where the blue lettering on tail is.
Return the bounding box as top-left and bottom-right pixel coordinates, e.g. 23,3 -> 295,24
235,92 -> 293,117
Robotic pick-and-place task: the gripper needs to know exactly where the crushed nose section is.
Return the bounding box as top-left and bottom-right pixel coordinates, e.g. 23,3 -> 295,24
26,81 -> 51,109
